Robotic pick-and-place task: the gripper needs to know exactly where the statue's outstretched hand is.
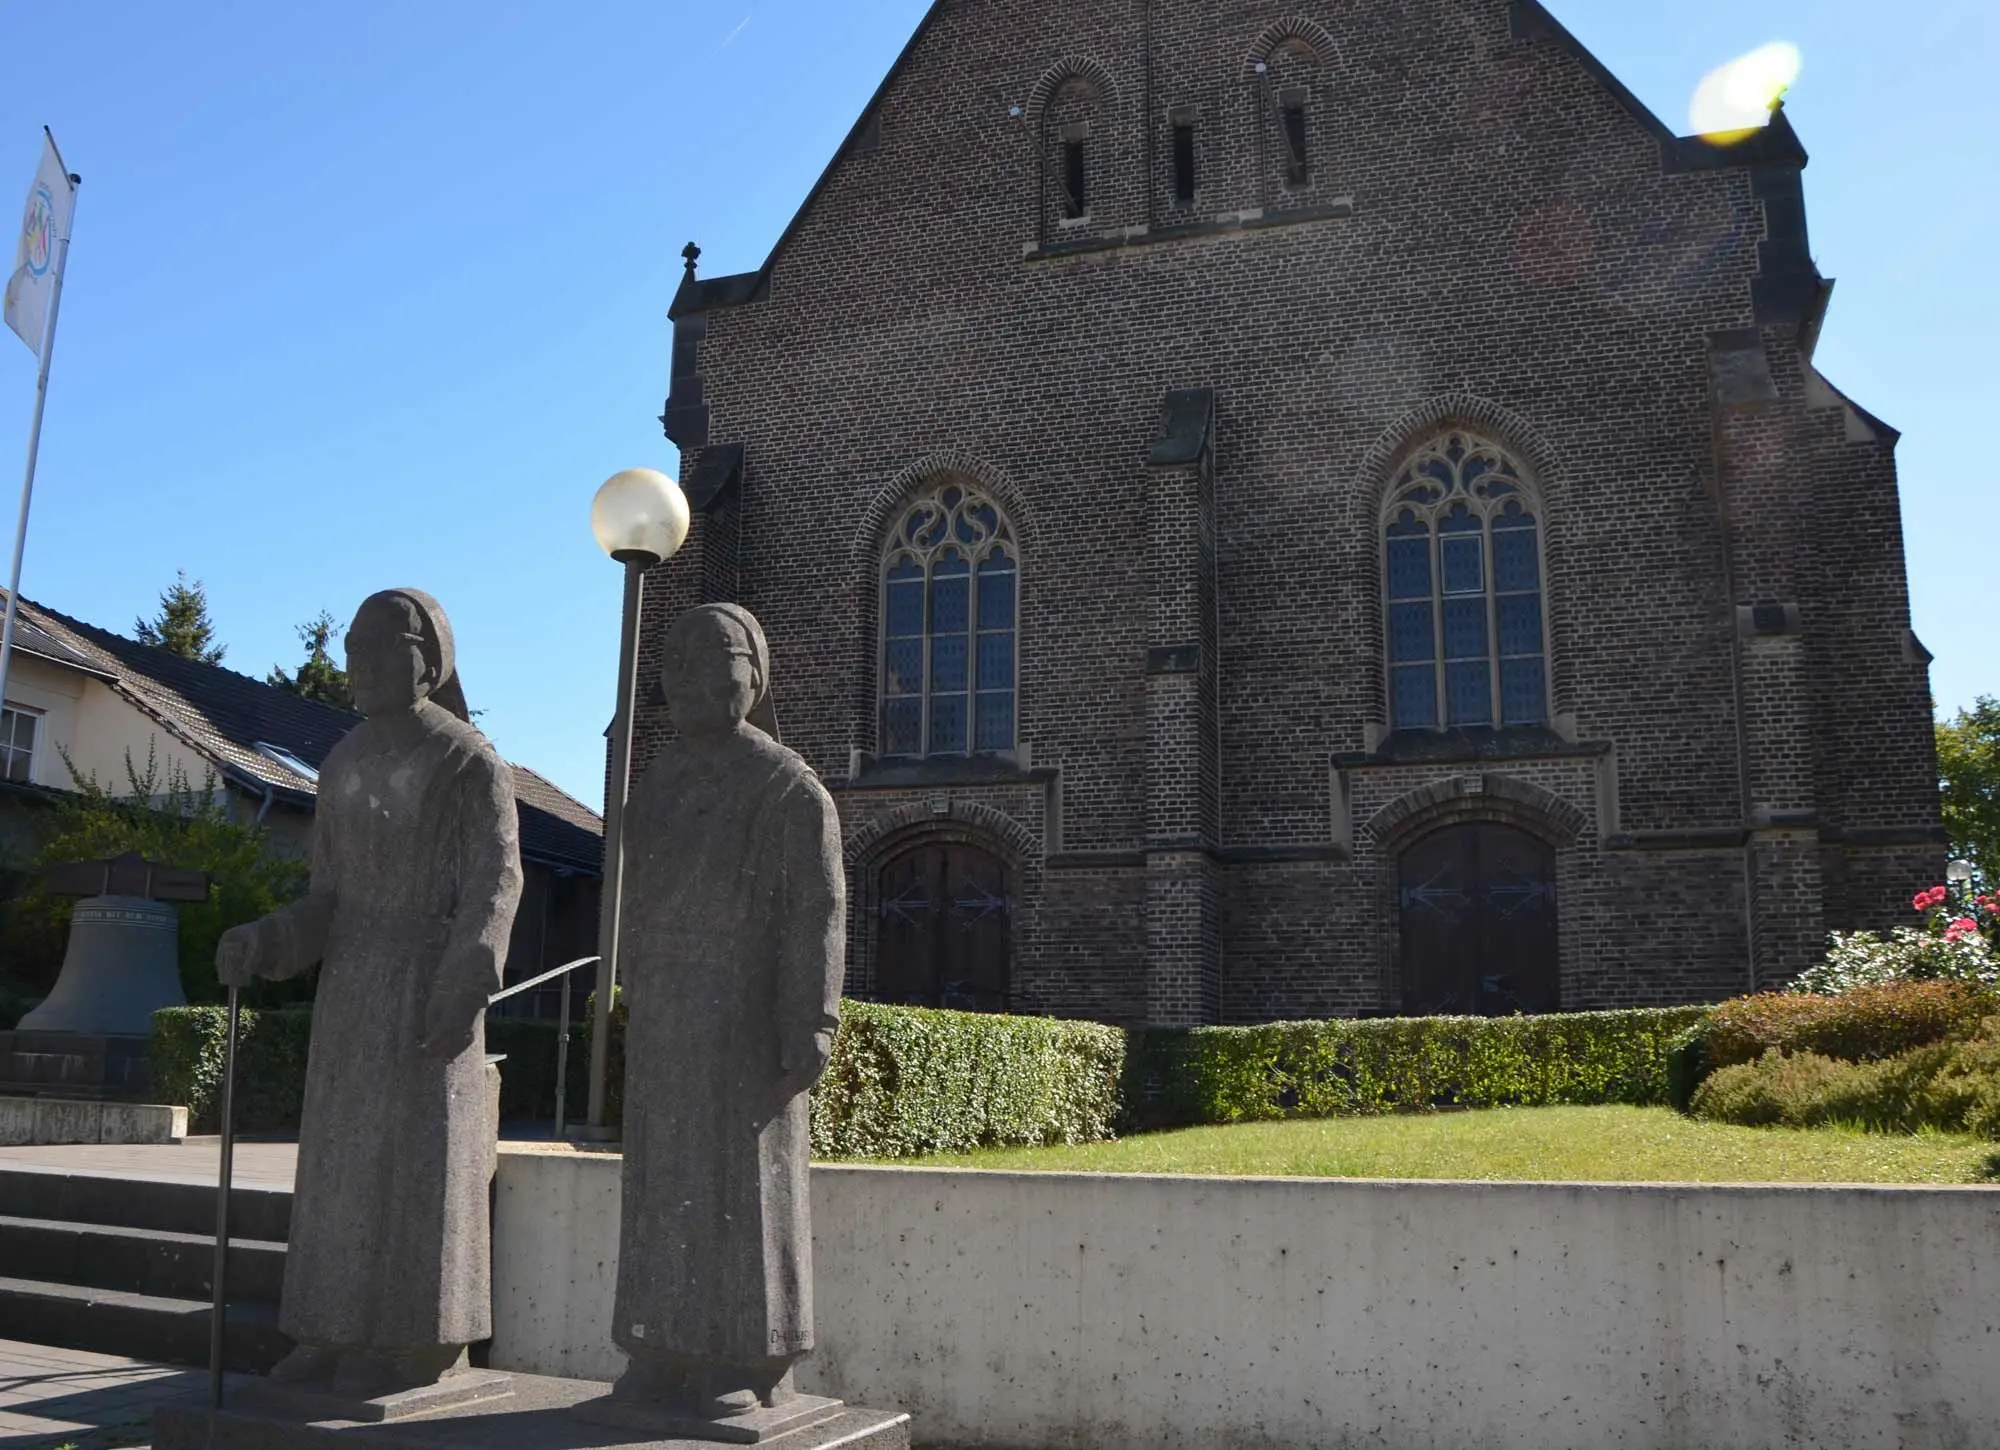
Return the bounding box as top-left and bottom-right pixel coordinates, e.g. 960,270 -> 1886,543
418,975 -> 486,1061
777,1028 -> 834,1102
215,923 -> 263,988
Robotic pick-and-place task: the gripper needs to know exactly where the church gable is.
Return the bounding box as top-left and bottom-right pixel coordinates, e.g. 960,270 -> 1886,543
680,0 -> 1786,324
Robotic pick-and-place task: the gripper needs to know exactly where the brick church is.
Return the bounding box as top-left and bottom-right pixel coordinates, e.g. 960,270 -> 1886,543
634,0 -> 1943,1026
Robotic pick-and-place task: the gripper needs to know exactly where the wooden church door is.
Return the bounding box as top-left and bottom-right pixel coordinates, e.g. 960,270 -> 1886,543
1398,823 -> 1558,1016
876,841 -> 1011,1012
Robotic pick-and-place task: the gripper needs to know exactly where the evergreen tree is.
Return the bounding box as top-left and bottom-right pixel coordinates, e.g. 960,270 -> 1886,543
133,570 -> 226,664
267,610 -> 353,710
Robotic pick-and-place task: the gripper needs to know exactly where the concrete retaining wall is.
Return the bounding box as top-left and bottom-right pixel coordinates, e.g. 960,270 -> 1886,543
0,1096 -> 186,1145
489,1147 -> 2000,1450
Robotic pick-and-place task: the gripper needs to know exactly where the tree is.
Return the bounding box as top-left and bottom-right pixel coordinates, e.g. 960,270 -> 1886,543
267,610 -> 353,711
133,570 -> 226,664
1938,697 -> 2000,885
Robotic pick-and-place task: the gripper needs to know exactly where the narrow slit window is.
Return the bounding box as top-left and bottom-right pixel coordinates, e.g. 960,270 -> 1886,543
1280,100 -> 1309,185
1061,140 -> 1088,218
1171,122 -> 1197,203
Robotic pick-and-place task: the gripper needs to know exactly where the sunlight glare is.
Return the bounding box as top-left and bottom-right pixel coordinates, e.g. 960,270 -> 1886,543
1688,41 -> 1803,143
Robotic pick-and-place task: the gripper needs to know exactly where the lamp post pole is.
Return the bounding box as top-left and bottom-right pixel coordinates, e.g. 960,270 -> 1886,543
581,467 -> 689,1139
584,556 -> 648,1133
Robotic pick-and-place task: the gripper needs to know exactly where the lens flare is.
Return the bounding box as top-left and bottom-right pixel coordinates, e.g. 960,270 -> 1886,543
1688,41 -> 1802,144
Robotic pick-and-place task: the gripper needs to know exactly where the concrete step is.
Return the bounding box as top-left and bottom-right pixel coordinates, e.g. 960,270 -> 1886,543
0,1273 -> 291,1373
0,1165 -> 291,1241
0,1212 -> 286,1304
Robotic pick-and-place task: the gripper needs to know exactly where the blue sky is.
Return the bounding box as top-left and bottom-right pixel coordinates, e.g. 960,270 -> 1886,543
0,0 -> 1991,810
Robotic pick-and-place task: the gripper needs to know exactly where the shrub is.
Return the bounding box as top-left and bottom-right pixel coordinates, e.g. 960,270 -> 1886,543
151,1005 -> 313,1133
809,1000 -> 1125,1158
1666,1020 -> 1711,1112
1703,980 -> 1994,1072
1125,1008 -> 1708,1129
150,997 -> 1127,1159
1690,1017 -> 2000,1139
1796,928 -> 1997,995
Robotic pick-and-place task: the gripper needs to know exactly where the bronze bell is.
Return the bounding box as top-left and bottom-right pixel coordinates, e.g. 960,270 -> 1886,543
17,853 -> 209,1036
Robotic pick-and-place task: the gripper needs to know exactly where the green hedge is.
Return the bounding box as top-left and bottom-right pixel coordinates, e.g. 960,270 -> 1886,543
153,1007 -> 589,1133
150,998 -> 1127,1157
1126,1008 -> 1710,1129
810,1000 -> 1124,1157
152,1006 -> 314,1134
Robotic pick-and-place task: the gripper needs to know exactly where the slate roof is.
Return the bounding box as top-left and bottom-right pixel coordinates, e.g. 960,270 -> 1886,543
6,595 -> 602,874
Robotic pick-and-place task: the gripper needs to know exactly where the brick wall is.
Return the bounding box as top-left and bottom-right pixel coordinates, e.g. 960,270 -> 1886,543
625,0 -> 1941,1024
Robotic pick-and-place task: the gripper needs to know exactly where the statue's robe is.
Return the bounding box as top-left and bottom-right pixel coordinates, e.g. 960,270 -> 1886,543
614,727 -> 844,1364
253,704 -> 523,1352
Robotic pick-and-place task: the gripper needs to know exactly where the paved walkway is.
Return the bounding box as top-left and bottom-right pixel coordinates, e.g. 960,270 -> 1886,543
0,1337 -> 219,1448
0,1139 -> 299,1189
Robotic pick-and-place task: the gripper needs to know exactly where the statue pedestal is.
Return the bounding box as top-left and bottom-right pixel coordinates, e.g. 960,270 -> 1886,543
0,1029 -> 151,1096
231,1368 -> 515,1423
571,1391 -> 846,1444
152,1371 -> 909,1450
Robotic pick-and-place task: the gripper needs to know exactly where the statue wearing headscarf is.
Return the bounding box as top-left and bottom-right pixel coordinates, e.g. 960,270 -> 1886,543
602,603 -> 844,1426
217,588 -> 523,1396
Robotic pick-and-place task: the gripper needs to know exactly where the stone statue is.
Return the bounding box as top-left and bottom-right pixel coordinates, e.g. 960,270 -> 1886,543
216,588 -> 523,1400
595,602 -> 844,1434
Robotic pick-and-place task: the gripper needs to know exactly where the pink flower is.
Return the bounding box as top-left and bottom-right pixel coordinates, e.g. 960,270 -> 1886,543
1944,918 -> 1979,942
1913,886 -> 1948,912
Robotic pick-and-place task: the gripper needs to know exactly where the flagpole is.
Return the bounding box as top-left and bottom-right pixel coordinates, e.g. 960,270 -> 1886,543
0,133 -> 78,717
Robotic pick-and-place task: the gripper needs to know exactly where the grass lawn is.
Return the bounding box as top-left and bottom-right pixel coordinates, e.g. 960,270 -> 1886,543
888,1105 -> 2000,1184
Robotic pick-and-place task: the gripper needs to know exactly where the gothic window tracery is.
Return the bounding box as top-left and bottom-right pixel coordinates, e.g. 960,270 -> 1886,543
881,483 -> 1018,758
1382,434 -> 1549,730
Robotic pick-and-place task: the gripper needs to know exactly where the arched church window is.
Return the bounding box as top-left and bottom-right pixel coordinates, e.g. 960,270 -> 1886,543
1382,434 -> 1548,730
881,483 -> 1018,758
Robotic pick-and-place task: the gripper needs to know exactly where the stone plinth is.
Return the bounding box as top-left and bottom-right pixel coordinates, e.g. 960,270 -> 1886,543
571,1391 -> 845,1444
0,1093 -> 186,1144
0,1029 -> 152,1096
153,1372 -> 908,1450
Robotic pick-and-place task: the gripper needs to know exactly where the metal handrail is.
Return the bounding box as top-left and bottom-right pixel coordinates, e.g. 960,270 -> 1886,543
489,953 -> 599,1140
489,952 -> 599,1006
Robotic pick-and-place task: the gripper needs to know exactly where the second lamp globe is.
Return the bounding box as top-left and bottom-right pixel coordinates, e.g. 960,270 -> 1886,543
592,468 -> 691,567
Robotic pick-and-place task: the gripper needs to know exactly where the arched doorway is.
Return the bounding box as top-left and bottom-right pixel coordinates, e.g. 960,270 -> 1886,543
1398,822 -> 1558,1015
876,840 -> 1010,1012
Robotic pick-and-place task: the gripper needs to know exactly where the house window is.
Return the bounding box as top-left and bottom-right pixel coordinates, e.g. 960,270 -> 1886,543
1279,95 -> 1310,185
1061,137 -> 1089,218
0,707 -> 38,783
1171,120 -> 1197,202
1383,434 -> 1548,730
881,483 -> 1018,758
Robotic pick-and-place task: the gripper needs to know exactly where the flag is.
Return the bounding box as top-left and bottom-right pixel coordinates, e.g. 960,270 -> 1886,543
3,132 -> 75,358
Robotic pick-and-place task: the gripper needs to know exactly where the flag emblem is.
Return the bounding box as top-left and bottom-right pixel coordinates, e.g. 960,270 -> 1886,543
21,183 -> 55,278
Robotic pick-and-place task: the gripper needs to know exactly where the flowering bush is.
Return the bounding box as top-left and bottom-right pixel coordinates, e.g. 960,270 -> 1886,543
1791,879 -> 1998,995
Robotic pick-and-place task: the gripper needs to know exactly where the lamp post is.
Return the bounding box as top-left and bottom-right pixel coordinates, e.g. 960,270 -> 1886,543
583,468 -> 690,1136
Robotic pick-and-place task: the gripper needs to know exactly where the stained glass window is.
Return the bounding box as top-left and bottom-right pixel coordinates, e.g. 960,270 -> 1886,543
1381,435 -> 1548,730
881,484 -> 1018,757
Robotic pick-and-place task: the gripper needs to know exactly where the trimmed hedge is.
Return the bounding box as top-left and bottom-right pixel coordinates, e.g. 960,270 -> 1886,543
1126,1008 -> 1709,1129
152,1006 -> 314,1134
810,1000 -> 1124,1157
151,998 -> 1127,1157
153,1007 -> 588,1133
152,1002 -> 1704,1151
